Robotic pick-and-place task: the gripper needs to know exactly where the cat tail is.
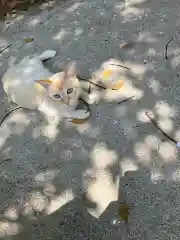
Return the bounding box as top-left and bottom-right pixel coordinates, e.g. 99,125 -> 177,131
39,50 -> 57,61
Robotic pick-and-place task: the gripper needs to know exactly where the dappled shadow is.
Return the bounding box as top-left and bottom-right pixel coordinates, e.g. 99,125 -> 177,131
120,168 -> 180,239
12,197 -> 122,239
0,0 -> 180,239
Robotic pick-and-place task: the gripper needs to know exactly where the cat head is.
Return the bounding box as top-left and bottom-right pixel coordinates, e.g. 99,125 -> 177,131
36,62 -> 81,106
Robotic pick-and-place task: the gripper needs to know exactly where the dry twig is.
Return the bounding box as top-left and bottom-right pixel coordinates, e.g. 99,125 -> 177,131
0,43 -> 12,54
0,158 -> 12,165
108,63 -> 132,71
0,107 -> 22,127
145,112 -> 177,144
78,76 -> 106,90
118,96 -> 134,105
165,37 -> 173,60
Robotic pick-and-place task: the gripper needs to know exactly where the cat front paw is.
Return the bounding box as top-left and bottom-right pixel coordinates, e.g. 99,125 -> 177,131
87,92 -> 100,105
77,109 -> 90,119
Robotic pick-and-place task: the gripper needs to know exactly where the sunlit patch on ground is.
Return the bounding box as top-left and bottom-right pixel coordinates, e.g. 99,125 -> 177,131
44,189 -> 74,215
0,221 -> 21,238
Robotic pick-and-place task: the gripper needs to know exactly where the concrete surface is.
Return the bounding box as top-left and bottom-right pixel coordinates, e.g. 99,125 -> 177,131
0,0 -> 180,239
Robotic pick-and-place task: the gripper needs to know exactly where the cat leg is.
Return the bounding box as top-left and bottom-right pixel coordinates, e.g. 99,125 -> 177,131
39,50 -> 57,61
63,108 -> 90,119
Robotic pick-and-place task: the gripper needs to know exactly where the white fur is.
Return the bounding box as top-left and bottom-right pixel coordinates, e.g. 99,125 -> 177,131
2,50 -> 90,119
39,50 -> 57,61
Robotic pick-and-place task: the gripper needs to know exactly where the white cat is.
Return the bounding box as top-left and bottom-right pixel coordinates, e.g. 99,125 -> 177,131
1,50 -> 97,120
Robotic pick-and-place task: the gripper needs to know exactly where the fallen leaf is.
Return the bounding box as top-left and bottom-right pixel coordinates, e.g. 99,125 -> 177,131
119,42 -> 135,49
71,117 -> 89,124
119,203 -> 131,223
102,69 -> 113,78
111,80 -> 123,90
24,38 -> 34,43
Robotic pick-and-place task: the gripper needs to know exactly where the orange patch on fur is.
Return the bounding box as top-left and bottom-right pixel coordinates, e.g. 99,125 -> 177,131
52,79 -> 63,90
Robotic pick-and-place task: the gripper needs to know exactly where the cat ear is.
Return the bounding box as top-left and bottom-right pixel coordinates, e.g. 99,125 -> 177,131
63,61 -> 77,80
35,80 -> 52,90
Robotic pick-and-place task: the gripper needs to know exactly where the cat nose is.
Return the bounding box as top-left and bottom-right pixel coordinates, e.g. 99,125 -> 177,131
62,96 -> 69,105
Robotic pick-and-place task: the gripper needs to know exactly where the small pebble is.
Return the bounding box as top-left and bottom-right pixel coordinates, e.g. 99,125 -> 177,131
119,42 -> 134,48
110,217 -> 123,227
143,60 -> 148,64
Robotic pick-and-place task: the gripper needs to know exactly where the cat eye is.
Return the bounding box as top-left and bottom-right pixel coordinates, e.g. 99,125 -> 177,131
67,88 -> 73,94
53,93 -> 61,99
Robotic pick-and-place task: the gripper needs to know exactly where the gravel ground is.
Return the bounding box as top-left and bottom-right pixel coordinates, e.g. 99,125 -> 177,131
0,0 -> 180,239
